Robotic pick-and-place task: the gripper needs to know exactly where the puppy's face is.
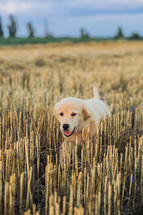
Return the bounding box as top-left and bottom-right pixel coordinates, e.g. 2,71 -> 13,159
53,97 -> 90,138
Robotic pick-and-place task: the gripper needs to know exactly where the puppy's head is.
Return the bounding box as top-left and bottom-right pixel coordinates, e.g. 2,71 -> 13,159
53,97 -> 90,138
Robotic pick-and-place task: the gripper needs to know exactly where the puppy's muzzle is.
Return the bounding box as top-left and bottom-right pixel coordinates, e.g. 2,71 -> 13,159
62,124 -> 70,131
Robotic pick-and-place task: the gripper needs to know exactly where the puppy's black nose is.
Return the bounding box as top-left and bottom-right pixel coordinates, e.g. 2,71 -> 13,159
63,124 -> 69,130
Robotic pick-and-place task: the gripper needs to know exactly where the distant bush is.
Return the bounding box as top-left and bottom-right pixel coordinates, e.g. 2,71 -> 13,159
45,32 -> 54,39
127,32 -> 142,40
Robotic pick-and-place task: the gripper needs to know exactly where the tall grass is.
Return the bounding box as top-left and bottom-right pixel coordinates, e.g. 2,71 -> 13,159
0,42 -> 143,214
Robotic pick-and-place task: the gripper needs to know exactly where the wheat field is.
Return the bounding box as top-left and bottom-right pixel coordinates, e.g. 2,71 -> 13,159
0,41 -> 143,215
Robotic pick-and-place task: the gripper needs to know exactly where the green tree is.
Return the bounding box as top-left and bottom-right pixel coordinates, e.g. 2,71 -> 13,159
27,22 -> 34,38
0,16 -> 4,37
80,28 -> 90,39
114,27 -> 124,39
80,28 -> 84,38
8,15 -> 17,38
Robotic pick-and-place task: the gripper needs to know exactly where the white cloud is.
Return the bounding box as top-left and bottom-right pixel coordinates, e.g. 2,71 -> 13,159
71,0 -> 143,8
0,0 -> 143,17
71,0 -> 143,3
0,2 -> 32,14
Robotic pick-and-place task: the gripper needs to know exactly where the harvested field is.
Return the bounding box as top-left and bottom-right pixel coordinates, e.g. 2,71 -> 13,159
0,41 -> 143,215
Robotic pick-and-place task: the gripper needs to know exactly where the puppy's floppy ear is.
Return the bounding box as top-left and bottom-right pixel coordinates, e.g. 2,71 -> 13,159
82,105 -> 90,121
53,102 -> 59,118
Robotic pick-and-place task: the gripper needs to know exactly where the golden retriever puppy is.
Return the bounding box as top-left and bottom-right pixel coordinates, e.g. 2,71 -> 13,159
53,84 -> 110,165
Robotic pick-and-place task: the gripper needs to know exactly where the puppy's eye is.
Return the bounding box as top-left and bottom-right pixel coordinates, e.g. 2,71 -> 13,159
71,113 -> 77,117
60,112 -> 64,116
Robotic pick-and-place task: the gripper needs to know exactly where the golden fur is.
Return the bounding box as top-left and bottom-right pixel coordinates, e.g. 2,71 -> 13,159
53,84 -> 110,165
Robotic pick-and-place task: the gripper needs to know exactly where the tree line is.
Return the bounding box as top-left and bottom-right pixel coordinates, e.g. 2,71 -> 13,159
0,15 -> 53,38
0,15 -> 35,38
80,27 -> 143,40
0,15 -> 142,40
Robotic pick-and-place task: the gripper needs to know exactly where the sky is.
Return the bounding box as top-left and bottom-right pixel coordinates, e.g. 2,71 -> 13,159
0,0 -> 143,38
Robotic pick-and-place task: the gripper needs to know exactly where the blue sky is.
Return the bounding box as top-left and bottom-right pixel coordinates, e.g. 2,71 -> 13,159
0,0 -> 143,37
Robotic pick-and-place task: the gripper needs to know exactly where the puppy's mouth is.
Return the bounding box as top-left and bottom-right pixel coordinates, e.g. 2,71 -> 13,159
64,127 -> 76,137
